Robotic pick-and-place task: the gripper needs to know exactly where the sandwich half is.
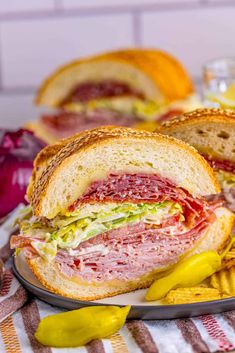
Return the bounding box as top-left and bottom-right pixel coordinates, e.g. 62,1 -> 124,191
11,126 -> 234,300
35,48 -> 193,108
160,108 -> 235,212
27,48 -> 197,143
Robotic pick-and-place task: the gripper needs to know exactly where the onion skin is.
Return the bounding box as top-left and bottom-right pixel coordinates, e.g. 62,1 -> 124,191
0,129 -> 46,218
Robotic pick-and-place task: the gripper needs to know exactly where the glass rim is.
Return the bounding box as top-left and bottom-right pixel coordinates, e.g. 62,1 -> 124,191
203,57 -> 235,71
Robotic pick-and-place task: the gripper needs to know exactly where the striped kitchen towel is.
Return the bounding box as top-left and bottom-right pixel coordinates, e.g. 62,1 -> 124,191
1,208 -> 235,353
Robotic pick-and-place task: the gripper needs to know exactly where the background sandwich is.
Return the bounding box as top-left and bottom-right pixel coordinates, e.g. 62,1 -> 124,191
27,48 -> 199,143
160,108 -> 235,212
11,126 -> 234,300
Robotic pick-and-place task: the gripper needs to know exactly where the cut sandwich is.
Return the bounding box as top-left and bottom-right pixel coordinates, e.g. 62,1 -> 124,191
11,126 -> 234,300
35,49 -> 193,108
27,48 -> 198,143
160,108 -> 235,212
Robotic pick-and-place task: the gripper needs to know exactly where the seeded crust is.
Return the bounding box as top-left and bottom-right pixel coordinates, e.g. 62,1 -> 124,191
160,108 -> 235,129
159,108 -> 235,163
113,48 -> 194,100
35,49 -> 193,107
28,126 -> 220,218
27,126 -> 122,200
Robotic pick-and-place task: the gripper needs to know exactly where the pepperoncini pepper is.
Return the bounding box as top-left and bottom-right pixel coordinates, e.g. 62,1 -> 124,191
35,305 -> 130,347
145,251 -> 221,301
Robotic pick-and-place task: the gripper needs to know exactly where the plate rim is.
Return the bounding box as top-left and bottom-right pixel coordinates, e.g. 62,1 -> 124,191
12,257 -> 235,311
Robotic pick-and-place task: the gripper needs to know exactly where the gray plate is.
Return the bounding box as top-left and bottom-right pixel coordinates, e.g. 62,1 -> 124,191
13,256 -> 235,320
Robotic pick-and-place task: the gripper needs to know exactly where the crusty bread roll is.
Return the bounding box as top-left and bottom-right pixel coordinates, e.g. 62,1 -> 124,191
27,126 -> 120,201
114,48 -> 193,102
35,49 -> 193,108
25,121 -> 58,144
15,126 -> 234,300
159,108 -> 235,162
28,126 -> 219,219
27,206 -> 234,300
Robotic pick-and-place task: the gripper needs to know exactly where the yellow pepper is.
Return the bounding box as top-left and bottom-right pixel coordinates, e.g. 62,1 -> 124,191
35,305 -> 130,347
145,251 -> 221,301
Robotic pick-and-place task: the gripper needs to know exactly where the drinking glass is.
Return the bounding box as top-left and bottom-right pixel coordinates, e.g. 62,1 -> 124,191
202,58 -> 235,109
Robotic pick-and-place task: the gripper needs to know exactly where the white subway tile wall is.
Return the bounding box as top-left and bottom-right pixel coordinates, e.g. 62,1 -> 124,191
62,0 -> 198,9
0,1 -> 55,14
1,14 -> 134,88
142,7 -> 235,77
0,1 -> 234,127
0,93 -> 39,128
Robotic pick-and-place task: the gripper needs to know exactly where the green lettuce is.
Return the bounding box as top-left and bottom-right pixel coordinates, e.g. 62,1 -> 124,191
64,97 -> 162,121
216,170 -> 235,189
20,201 -> 183,260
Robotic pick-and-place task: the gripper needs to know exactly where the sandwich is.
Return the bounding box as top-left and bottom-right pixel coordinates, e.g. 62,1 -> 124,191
160,108 -> 235,212
27,48 -> 198,143
11,126 -> 234,300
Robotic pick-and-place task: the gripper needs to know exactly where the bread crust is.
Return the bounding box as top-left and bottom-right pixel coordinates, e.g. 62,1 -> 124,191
159,108 -> 235,163
28,126 -> 220,218
35,49 -> 193,107
113,48 -> 194,99
160,108 -> 235,130
27,126 -> 122,200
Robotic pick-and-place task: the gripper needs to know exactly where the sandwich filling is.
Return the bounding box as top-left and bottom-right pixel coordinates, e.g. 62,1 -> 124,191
61,80 -> 145,104
39,98 -> 163,140
40,110 -> 139,140
204,156 -> 235,212
11,173 -> 223,283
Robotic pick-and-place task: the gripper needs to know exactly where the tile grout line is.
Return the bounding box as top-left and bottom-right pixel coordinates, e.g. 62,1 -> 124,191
0,1 -> 235,22
132,11 -> 142,47
0,87 -> 37,95
54,0 -> 64,11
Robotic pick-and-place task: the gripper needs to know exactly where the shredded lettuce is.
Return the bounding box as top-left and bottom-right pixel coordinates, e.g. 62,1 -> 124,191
19,201 -> 183,260
133,100 -> 161,121
64,97 -> 162,121
31,240 -> 57,261
216,170 -> 235,189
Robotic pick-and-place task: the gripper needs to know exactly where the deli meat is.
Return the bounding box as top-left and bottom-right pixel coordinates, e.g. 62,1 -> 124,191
41,110 -> 139,139
223,187 -> 235,213
157,109 -> 183,122
202,156 -> 235,212
55,218 -> 211,282
71,173 -> 222,225
62,80 -> 145,104
204,155 -> 235,174
14,172 -> 224,283
75,173 -> 203,205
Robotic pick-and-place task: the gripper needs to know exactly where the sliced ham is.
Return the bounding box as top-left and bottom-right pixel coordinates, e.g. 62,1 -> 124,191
222,187 -> 235,213
10,235 -> 38,249
41,110 -> 139,140
13,172 -> 223,283
55,218 -> 211,282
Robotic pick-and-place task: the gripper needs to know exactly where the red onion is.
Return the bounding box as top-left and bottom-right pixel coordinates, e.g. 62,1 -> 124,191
0,129 -> 46,218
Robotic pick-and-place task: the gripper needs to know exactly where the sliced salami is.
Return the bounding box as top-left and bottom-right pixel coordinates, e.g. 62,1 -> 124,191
63,80 -> 145,104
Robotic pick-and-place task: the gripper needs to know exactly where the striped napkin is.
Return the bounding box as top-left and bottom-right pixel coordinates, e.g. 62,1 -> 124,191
1,208 -> 235,353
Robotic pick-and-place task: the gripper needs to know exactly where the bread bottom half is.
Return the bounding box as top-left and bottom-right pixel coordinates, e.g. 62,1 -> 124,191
27,207 -> 234,300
